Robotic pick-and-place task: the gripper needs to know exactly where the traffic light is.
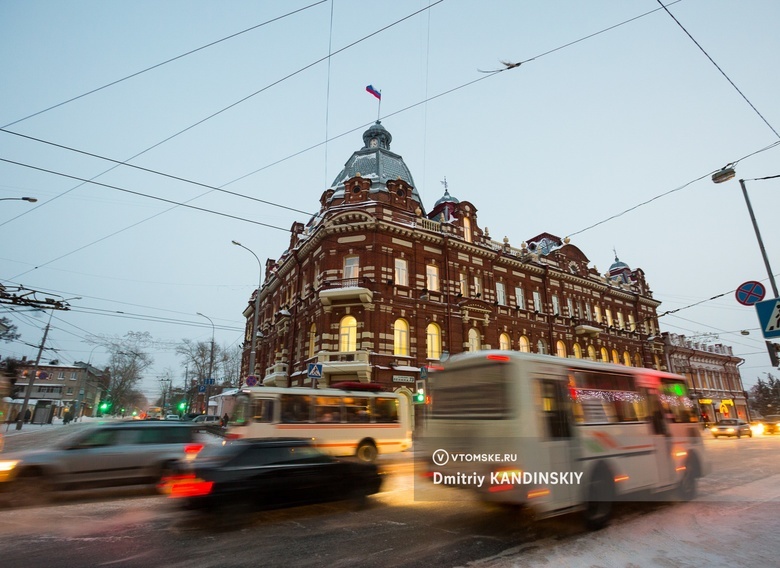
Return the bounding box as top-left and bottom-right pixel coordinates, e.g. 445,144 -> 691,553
767,341 -> 780,368
414,380 -> 426,404
178,401 -> 187,412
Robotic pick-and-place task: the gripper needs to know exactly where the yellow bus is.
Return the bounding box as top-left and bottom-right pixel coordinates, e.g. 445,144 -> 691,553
226,383 -> 412,462
421,351 -> 709,529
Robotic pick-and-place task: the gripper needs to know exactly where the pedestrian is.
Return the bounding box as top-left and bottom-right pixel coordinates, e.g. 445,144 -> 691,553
222,413 -> 229,428
24,408 -> 31,423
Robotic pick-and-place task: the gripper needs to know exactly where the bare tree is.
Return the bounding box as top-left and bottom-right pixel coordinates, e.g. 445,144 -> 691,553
89,331 -> 154,413
0,316 -> 20,343
218,344 -> 243,387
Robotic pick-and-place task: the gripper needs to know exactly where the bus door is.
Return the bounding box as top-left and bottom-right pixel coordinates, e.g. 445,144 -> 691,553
646,388 -> 675,488
535,377 -> 577,509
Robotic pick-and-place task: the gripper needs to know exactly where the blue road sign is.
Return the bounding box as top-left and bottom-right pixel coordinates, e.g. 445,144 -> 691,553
736,280 -> 766,306
198,385 -> 206,393
419,366 -> 428,380
308,363 -> 323,380
245,375 -> 258,387
755,298 -> 780,339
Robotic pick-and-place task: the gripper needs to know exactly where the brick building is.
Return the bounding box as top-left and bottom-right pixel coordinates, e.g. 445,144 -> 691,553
237,121 -> 670,397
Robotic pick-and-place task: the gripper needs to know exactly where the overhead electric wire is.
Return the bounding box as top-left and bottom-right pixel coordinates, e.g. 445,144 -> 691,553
3,0 -> 687,284
1,0 -> 329,130
656,0 -> 780,140
0,0 -> 445,231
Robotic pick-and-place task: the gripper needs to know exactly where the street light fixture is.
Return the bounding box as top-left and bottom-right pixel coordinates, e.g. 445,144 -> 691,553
712,166 -> 778,297
232,240 -> 263,381
0,196 -> 37,203
196,312 -> 216,413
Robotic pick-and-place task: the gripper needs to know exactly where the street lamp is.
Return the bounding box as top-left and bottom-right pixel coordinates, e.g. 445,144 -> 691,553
712,167 -> 779,297
232,240 -> 263,380
0,196 -> 37,203
197,312 -> 216,414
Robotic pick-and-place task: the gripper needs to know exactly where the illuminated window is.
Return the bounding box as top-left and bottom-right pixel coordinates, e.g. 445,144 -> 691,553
426,264 -> 439,291
611,349 -> 620,365
573,343 -> 583,359
594,305 -> 602,323
395,258 -> 409,287
339,315 -> 357,352
308,324 -> 317,359
628,314 -> 636,332
394,319 -> 409,356
588,345 -> 597,360
623,351 -> 631,366
556,340 -> 567,358
519,336 -> 530,352
600,347 -> 609,362
499,333 -> 511,350
463,217 -> 472,243
468,328 -> 481,352
606,308 -> 614,327
633,353 -> 642,367
617,312 -> 625,330
344,256 -> 359,280
426,323 -> 442,360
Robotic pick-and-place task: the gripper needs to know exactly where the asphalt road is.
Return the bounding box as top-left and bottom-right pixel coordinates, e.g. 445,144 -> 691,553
0,427 -> 779,568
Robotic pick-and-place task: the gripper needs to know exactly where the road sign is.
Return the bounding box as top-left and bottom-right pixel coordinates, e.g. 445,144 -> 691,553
245,375 -> 258,387
198,385 -> 206,393
205,378 -> 215,385
736,280 -> 766,306
755,298 -> 780,339
308,363 -> 323,380
419,366 -> 428,380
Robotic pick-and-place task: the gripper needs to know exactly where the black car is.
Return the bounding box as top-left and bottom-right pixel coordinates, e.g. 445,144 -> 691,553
160,438 -> 383,512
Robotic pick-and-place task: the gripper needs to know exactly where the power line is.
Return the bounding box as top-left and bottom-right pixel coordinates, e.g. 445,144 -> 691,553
1,0 -> 329,130
656,0 -> 780,140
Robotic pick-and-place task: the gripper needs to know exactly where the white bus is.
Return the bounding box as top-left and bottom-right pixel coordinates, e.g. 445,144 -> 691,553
421,351 -> 709,529
226,383 -> 413,462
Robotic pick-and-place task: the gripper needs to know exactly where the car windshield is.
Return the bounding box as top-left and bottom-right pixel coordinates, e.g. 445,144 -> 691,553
718,420 -> 738,425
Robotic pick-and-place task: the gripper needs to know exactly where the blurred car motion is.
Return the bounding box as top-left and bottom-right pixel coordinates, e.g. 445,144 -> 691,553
160,438 -> 383,512
0,421 -> 212,506
753,415 -> 780,436
711,419 -> 752,438
191,414 -> 222,426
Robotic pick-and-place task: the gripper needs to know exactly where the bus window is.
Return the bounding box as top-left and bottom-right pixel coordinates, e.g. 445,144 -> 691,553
252,398 -> 275,423
540,380 -> 572,439
660,380 -> 696,423
373,398 -> 399,423
281,395 -> 311,423
344,397 -> 370,423
315,396 -> 342,423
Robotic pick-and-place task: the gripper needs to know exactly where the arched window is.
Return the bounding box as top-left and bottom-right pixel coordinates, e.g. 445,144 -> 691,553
633,353 -> 642,367
537,339 -> 548,354
556,340 -> 567,358
499,333 -> 511,350
623,351 -> 631,366
573,343 -> 583,359
611,349 -> 620,365
426,323 -> 442,360
394,319 -> 409,357
339,315 -> 357,352
519,336 -> 530,353
600,347 -> 609,363
308,323 -> 317,359
468,328 -> 481,352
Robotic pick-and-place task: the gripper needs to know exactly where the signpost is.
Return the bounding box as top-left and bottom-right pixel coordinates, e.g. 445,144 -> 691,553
735,280 -> 766,306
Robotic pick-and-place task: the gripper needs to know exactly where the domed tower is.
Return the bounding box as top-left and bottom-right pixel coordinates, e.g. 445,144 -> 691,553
608,252 -> 633,284
428,177 -> 460,223
327,121 -> 425,215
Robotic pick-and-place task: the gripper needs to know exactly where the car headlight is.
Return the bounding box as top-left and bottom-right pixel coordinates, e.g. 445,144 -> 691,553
726,428 -> 735,433
710,427 -> 717,433
0,460 -> 20,482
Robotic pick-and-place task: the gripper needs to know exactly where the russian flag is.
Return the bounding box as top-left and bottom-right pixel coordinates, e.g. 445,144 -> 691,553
366,85 -> 381,100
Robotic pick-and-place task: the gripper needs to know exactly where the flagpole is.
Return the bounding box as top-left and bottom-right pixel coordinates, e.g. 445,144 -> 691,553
377,91 -> 381,121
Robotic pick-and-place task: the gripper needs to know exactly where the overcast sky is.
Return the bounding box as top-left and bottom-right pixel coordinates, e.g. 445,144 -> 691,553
2,0 -> 778,401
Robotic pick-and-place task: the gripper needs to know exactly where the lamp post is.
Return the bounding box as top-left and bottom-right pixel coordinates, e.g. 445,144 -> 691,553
232,240 -> 263,381
712,167 -> 779,297
0,196 -> 37,203
197,312 -> 215,414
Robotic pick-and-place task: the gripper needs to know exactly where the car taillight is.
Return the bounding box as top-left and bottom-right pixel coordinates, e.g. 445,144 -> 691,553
184,443 -> 204,459
225,432 -> 242,440
164,474 -> 214,498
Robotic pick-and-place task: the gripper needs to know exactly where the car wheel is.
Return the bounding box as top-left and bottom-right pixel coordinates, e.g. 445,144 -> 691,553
356,441 -> 378,463
583,466 -> 614,530
8,470 -> 52,508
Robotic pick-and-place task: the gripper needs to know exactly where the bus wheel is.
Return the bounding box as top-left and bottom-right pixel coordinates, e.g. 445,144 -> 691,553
678,457 -> 698,501
583,468 -> 614,530
356,441 -> 378,463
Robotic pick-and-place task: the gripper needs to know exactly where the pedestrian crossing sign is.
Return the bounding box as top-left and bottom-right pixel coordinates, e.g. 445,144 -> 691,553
755,298 -> 780,339
308,363 -> 323,380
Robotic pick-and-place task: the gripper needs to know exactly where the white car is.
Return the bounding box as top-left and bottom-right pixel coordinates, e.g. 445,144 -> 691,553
165,414 -> 180,421
191,414 -> 221,426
